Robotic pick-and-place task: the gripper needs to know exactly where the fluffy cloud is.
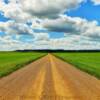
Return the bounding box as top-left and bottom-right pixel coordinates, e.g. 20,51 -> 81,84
43,15 -> 81,33
20,0 -> 83,18
34,35 -> 100,50
34,33 -> 49,41
43,15 -> 100,38
0,0 -> 84,21
0,0 -> 31,22
0,21 -> 34,35
0,34 -> 100,51
0,35 -> 35,51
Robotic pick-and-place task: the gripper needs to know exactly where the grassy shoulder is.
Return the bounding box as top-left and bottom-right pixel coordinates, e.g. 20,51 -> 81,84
0,52 -> 46,78
54,52 -> 100,79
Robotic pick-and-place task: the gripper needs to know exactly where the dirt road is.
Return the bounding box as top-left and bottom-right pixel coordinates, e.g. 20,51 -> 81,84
0,54 -> 100,100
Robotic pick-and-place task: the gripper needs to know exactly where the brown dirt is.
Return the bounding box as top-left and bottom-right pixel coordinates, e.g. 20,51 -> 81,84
0,54 -> 100,100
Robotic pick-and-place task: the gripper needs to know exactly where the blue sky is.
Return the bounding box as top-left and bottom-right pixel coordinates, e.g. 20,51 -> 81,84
67,0 -> 100,25
0,12 -> 9,22
0,0 -> 100,50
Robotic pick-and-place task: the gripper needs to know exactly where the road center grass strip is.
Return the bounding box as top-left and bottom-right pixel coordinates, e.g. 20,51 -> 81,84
54,52 -> 100,79
0,52 -> 46,78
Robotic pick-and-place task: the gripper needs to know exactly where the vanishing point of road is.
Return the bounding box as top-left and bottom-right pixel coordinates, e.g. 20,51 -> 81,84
0,54 -> 100,100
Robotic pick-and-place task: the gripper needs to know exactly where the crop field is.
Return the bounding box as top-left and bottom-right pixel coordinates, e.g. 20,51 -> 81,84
0,52 -> 46,77
54,52 -> 100,79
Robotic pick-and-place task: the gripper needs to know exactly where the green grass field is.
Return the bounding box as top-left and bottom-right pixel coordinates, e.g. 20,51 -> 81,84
0,52 -> 46,77
54,52 -> 100,79
1,52 -> 100,79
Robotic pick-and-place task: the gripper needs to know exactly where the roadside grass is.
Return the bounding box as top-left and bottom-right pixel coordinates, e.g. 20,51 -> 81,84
0,52 -> 46,78
54,52 -> 100,79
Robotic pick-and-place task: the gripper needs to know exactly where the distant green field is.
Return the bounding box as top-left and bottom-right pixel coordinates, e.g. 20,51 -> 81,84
54,52 -> 100,79
0,52 -> 46,77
